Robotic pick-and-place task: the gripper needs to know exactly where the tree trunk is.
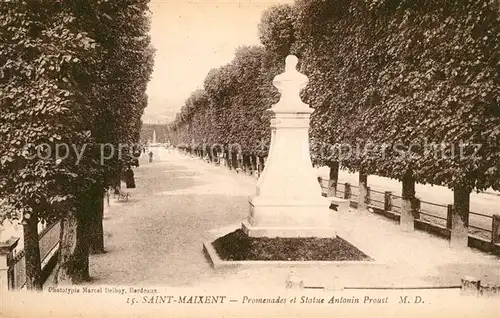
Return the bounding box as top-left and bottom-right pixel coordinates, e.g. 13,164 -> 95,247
236,153 -> 242,172
249,155 -> 255,172
234,153 -> 239,170
241,155 -> 246,173
89,186 -> 105,254
401,170 -> 416,232
125,169 -> 135,189
23,211 -> 42,290
213,150 -> 218,164
328,161 -> 339,197
113,175 -> 121,195
451,185 -> 470,248
55,192 -> 91,284
226,150 -> 232,169
358,169 -> 368,210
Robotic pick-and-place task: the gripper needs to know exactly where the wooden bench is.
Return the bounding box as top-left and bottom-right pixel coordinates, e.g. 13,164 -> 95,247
327,197 -> 350,214
317,177 -> 349,214
117,192 -> 131,202
111,187 -> 130,202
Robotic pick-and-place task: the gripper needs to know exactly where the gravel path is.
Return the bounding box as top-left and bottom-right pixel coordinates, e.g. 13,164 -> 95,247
87,150 -> 251,287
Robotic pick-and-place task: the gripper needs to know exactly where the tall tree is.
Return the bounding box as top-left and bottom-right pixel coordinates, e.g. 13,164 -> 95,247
1,0 -> 155,286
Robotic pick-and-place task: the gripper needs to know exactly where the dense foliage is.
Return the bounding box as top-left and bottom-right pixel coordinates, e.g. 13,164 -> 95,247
1,0 -> 96,224
0,0 -> 154,284
169,45 -> 282,157
167,0 -> 500,193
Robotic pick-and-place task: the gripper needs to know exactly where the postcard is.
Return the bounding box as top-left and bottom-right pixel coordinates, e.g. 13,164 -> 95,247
1,0 -> 499,317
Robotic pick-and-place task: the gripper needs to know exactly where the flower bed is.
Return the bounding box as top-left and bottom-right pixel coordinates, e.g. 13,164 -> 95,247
212,229 -> 370,261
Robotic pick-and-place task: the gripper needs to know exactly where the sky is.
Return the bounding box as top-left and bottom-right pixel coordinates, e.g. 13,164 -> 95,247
143,0 -> 293,124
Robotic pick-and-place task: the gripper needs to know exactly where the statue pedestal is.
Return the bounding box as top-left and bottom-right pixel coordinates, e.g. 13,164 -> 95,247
242,200 -> 335,237
242,113 -> 335,238
241,57 -> 335,238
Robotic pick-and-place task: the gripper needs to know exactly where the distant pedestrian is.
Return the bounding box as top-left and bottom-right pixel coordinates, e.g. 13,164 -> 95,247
148,151 -> 153,163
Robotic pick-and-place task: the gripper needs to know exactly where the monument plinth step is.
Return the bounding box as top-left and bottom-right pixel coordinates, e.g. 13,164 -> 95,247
242,220 -> 336,238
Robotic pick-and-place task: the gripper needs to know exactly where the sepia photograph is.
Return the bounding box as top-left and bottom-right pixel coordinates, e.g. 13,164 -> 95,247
0,0 -> 499,317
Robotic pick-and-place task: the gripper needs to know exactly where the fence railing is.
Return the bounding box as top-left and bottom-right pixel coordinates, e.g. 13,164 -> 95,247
468,211 -> 494,239
318,177 -> 500,249
288,275 -> 500,297
2,221 -> 61,290
179,146 -> 267,178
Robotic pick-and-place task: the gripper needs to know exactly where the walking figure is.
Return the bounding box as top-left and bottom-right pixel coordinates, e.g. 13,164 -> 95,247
148,150 -> 154,163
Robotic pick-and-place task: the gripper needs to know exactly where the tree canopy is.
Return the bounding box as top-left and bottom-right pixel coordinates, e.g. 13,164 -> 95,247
168,0 -> 499,193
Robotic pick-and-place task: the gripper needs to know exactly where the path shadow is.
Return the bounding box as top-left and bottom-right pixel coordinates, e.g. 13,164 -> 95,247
160,163 -> 192,172
135,172 -> 207,194
155,178 -> 210,194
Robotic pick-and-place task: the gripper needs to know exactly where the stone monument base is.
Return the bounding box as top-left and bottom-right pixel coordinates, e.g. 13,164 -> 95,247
242,197 -> 336,238
242,220 -> 336,238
